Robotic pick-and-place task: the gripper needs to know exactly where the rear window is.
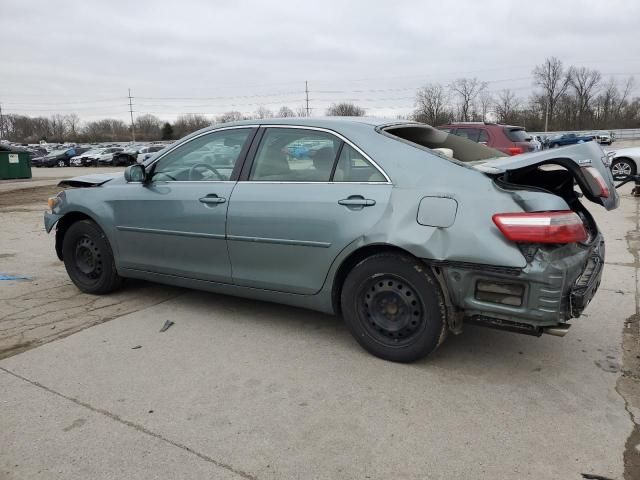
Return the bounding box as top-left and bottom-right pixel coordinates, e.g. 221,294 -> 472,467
504,128 -> 530,142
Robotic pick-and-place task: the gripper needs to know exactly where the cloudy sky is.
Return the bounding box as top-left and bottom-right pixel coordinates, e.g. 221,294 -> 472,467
1,0 -> 639,122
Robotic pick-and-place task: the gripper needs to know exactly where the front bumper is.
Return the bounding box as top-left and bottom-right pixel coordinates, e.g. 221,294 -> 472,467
44,211 -> 62,233
439,233 -> 605,330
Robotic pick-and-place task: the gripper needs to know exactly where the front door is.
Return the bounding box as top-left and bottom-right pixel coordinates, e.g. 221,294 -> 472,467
227,127 -> 392,294
109,127 -> 255,282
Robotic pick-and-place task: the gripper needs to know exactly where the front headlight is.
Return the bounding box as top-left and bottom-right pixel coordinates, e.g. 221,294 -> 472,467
47,191 -> 65,212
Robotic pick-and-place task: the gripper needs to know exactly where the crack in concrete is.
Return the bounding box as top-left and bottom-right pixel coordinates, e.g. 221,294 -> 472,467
0,366 -> 258,480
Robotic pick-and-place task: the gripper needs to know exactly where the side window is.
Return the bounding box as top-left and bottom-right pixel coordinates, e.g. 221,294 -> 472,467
151,129 -> 251,182
478,129 -> 489,143
249,128 -> 340,182
454,128 -> 481,142
333,144 -> 386,182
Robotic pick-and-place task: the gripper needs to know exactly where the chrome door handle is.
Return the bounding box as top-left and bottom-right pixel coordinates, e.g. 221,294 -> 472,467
338,196 -> 376,207
199,195 -> 226,204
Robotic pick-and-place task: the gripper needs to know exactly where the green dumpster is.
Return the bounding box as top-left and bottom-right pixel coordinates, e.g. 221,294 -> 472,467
0,151 -> 32,180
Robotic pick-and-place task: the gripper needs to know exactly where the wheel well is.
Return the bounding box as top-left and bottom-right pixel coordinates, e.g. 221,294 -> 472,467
331,244 -> 416,315
54,212 -> 93,260
613,157 -> 637,174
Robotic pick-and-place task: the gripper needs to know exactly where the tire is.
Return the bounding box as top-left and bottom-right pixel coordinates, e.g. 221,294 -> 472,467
611,158 -> 635,181
57,159 -> 66,167
551,143 -> 559,149
62,220 -> 122,294
340,253 -> 447,363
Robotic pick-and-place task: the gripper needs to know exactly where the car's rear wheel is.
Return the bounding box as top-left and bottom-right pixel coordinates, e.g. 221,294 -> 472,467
341,253 -> 447,363
57,159 -> 66,167
62,220 -> 122,294
611,158 -> 635,181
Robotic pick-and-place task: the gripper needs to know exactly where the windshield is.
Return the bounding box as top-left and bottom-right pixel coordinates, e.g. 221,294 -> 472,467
503,128 -> 530,142
46,150 -> 67,158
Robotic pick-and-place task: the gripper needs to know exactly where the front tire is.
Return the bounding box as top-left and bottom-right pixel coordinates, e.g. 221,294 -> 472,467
62,220 -> 122,294
611,158 -> 635,181
341,253 -> 447,363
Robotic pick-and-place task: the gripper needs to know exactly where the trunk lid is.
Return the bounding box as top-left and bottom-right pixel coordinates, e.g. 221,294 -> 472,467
475,142 -> 619,210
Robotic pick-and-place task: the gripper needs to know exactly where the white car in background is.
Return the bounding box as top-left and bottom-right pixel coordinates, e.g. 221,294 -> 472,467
609,147 -> 640,180
136,145 -> 165,163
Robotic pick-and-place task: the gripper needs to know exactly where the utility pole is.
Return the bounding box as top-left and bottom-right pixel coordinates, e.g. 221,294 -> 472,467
305,81 -> 310,117
128,88 -> 136,142
0,103 -> 5,139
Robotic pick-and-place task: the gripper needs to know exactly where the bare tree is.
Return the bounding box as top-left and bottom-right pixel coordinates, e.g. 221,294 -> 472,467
532,57 -> 570,130
49,114 -> 67,142
173,114 -> 211,137
254,106 -> 273,119
567,66 -> 602,128
478,89 -> 493,122
135,114 -> 162,141
533,57 -> 569,130
296,106 -> 308,117
64,114 -> 81,141
494,89 -> 520,124
277,106 -> 296,118
326,102 -> 365,116
414,83 -> 450,125
449,77 -> 486,121
217,111 -> 243,123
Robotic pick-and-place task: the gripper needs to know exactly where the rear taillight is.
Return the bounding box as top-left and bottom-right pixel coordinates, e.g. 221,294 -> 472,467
492,211 -> 588,244
506,147 -> 523,155
582,166 -> 610,198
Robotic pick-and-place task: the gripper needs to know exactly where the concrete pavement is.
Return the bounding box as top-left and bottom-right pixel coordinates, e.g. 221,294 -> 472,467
0,188 -> 638,479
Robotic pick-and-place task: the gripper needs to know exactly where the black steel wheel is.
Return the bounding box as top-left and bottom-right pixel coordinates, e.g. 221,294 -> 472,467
62,220 -> 122,294
341,253 -> 447,362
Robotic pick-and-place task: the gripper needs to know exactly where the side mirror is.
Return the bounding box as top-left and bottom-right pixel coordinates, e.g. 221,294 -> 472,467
124,164 -> 146,183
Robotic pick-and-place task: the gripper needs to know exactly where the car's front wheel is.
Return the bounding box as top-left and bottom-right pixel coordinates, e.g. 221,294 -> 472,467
611,158 -> 635,181
62,220 -> 122,294
341,253 -> 447,363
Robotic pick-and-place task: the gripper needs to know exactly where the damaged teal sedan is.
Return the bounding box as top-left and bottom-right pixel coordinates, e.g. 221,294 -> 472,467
45,118 -> 618,362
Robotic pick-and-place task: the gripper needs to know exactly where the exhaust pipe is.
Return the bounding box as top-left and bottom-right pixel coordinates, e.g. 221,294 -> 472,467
543,324 -> 571,337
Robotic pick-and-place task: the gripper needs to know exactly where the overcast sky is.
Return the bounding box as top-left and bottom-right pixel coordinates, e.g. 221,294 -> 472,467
1,0 -> 639,122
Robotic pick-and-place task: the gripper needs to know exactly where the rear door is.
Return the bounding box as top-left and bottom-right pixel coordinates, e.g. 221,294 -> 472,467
226,126 -> 392,294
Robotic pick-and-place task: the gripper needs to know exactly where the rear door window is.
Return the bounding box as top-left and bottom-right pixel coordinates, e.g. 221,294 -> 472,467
453,128 -> 481,142
333,144 -> 386,182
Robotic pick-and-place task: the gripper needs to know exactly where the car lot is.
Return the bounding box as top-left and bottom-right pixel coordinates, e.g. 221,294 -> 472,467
0,166 -> 639,479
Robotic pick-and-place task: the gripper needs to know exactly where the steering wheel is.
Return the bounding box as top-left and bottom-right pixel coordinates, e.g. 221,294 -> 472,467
188,163 -> 225,181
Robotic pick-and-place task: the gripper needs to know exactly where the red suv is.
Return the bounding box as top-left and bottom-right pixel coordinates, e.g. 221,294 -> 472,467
437,122 -> 537,155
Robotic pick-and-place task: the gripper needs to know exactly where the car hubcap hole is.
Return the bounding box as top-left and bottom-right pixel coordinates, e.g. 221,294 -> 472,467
74,236 -> 103,279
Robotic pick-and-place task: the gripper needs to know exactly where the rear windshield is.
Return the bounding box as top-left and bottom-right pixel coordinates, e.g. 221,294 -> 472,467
504,128 -> 530,142
382,125 -> 506,163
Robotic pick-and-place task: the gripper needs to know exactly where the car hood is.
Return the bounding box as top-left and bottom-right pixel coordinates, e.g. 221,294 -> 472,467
613,146 -> 640,158
57,172 -> 122,188
475,141 -> 619,210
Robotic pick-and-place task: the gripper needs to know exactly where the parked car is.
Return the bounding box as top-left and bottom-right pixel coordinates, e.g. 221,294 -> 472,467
112,145 -> 145,166
95,147 -> 124,166
608,147 -> 640,180
136,145 -> 165,163
546,133 -> 594,148
45,118 -> 617,362
594,131 -> 614,145
32,147 -> 87,167
437,122 -> 537,155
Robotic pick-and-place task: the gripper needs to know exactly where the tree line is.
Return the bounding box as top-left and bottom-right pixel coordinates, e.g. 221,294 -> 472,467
1,57 -> 638,144
413,57 -> 639,131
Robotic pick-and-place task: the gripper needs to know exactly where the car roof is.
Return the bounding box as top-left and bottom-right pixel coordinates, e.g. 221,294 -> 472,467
207,116 -> 414,130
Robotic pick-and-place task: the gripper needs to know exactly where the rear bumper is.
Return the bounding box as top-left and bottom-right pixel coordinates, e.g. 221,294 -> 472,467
438,233 -> 604,331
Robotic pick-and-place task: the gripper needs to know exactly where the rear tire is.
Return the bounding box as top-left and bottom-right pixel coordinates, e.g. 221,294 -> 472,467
62,220 -> 122,294
341,253 -> 447,363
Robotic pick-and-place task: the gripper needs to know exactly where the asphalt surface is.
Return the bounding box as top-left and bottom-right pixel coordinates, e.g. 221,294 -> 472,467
0,166 -> 638,479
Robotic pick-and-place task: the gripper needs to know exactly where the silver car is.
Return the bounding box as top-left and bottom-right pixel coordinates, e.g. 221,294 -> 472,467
45,118 -> 618,362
